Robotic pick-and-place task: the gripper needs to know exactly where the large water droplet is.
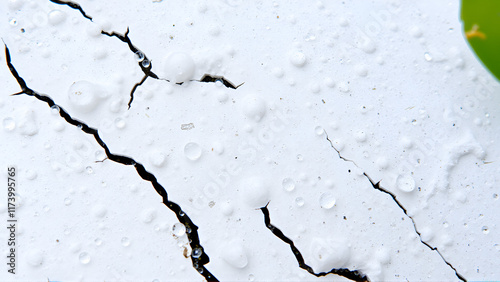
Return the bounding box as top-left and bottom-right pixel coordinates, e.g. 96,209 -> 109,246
396,174 -> 415,192
319,192 -> 336,209
121,237 -> 131,247
172,223 -> 186,236
184,142 -> 202,161
192,248 -> 203,258
79,252 -> 91,264
282,178 -> 295,192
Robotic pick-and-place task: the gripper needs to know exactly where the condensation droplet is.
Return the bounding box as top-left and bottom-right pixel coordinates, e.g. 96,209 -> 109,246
482,226 -> 489,234
64,197 -> 72,206
3,117 -> 15,131
289,51 -> 307,67
282,178 -> 295,192
172,223 -> 186,236
135,51 -> 145,62
315,126 -> 324,135
25,169 -> 37,180
141,59 -> 151,68
424,52 -> 432,62
396,174 -> 415,192
297,154 -> 303,161
114,118 -> 126,129
121,237 -> 131,247
79,252 -> 91,264
95,238 -> 102,246
295,197 -> 305,207
319,192 -> 336,209
184,142 -> 202,161
192,248 -> 203,258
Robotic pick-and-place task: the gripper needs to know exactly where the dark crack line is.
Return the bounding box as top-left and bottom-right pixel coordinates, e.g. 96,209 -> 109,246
5,44 -> 218,282
324,131 -> 467,282
49,0 -> 93,21
197,74 -> 244,89
51,0 -> 244,109
260,204 -> 370,282
101,28 -> 158,109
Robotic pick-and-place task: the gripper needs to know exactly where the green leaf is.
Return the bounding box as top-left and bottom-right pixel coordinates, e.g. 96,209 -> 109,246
461,0 -> 500,81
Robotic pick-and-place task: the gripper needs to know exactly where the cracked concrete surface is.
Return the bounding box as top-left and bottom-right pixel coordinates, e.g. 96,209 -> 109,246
5,44 -> 217,281
1,0 -> 499,281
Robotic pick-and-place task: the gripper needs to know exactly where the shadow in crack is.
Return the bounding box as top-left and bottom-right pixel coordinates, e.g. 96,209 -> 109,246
260,204 -> 370,282
5,44 -> 218,282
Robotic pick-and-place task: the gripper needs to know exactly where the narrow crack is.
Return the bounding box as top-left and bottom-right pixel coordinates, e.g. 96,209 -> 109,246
49,0 -> 244,109
101,28 -> 159,109
198,74 -> 244,89
324,131 -> 467,282
49,0 -> 93,21
4,44 -> 218,282
260,204 -> 370,282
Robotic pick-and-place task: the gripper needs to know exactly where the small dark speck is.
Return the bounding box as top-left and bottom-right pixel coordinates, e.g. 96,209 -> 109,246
20,28 -> 25,33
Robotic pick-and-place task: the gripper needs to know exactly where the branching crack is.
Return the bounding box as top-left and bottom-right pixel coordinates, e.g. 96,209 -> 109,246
101,28 -> 159,109
49,0 -> 244,109
49,0 -> 93,21
4,44 -> 218,282
260,204 -> 370,282
324,131 -> 467,282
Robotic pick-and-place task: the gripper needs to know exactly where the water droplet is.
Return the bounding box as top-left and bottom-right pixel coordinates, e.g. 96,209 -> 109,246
141,59 -> 151,68
64,197 -> 72,206
494,244 -> 500,251
295,197 -> 305,207
3,117 -> 15,131
319,192 -> 336,209
114,118 -> 126,129
296,154 -> 303,161
242,94 -> 267,122
163,52 -> 196,83
48,10 -> 66,25
184,142 -> 202,161
482,226 -> 489,234
135,51 -> 145,62
355,131 -> 367,142
338,82 -> 349,93
141,209 -> 156,223
192,248 -> 203,258
121,237 -> 131,247
248,274 -> 255,281
67,81 -> 101,113
355,65 -> 368,77
79,252 -> 91,264
221,240 -> 248,268
95,238 -> 102,246
51,105 -> 60,114
396,174 -> 415,192
282,178 -> 295,192
314,126 -> 324,136
172,223 -> 186,236
272,67 -> 284,78
25,169 -> 37,180
424,52 -> 432,62
86,166 -> 93,174
289,51 -> 307,67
